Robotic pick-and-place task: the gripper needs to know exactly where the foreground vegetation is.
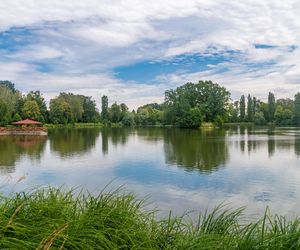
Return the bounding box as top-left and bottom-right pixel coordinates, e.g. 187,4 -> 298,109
1,80 -> 300,128
1,188 -> 300,249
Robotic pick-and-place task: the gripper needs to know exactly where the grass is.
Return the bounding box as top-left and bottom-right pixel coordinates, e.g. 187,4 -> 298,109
0,188 -> 300,249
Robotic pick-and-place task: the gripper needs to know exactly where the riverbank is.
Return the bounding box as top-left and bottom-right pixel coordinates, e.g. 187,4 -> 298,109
45,122 -> 104,128
40,122 -> 300,129
0,188 -> 299,249
0,127 -> 48,136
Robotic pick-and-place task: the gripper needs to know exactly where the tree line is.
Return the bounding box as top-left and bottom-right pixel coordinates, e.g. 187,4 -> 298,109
228,92 -> 300,126
1,80 -> 300,127
0,80 -> 99,126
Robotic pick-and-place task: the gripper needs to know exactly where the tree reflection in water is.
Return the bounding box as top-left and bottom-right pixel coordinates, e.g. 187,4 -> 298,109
101,128 -> 132,155
1,127 -> 300,176
163,128 -> 228,173
49,128 -> 100,158
0,135 -> 46,173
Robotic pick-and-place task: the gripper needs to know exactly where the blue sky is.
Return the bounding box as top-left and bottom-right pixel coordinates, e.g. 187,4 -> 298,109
0,0 -> 299,109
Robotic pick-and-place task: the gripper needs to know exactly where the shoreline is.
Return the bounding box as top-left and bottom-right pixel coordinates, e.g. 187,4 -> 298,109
0,127 -> 48,136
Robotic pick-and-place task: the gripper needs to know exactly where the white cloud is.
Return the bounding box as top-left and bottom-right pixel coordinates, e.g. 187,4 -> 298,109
7,46 -> 64,60
0,0 -> 300,108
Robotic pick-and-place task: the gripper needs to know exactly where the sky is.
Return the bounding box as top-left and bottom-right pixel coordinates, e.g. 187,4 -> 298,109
0,0 -> 300,109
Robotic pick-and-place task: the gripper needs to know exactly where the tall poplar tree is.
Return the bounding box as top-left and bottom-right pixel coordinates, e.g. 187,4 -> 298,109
247,94 -> 253,122
101,95 -> 109,121
240,95 -> 245,121
268,92 -> 276,122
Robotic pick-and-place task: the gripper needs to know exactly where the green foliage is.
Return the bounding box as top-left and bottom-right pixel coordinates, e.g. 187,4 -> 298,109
82,96 -> 99,122
1,188 -> 300,249
58,93 -> 84,122
268,92 -> 276,122
294,93 -> 300,126
2,79 -> 300,127
122,112 -> 135,126
0,82 -> 23,125
110,102 -> 121,123
214,115 -> 225,127
275,105 -> 293,126
252,97 -> 257,117
49,99 -> 73,124
176,107 -> 203,128
239,95 -> 245,121
26,91 -> 48,122
259,102 -> 269,122
101,95 -> 109,121
247,94 -> 253,122
138,103 -> 163,111
227,101 -> 239,123
164,81 -> 230,127
253,112 -> 267,125
0,84 -> 20,118
12,113 -> 22,122
135,107 -> 164,126
0,100 -> 10,126
49,93 -> 99,124
0,80 -> 16,92
277,98 -> 294,110
21,100 -> 41,121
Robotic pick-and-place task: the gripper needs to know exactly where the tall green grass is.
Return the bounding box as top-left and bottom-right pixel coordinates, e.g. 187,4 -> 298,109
0,188 -> 300,249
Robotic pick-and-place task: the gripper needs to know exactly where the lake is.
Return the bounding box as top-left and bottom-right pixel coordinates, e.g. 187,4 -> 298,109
1,126 -> 300,218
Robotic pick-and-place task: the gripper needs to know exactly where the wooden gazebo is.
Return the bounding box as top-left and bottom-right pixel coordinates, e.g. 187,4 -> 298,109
8,119 -> 48,136
12,119 -> 42,127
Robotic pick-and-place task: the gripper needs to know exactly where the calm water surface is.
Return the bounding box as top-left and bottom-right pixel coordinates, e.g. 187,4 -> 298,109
1,127 -> 300,217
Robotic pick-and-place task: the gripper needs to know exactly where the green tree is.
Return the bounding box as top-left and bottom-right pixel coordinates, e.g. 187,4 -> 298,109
12,113 -> 22,122
58,93 -> 83,122
26,91 -> 48,122
21,100 -> 41,121
164,97 -> 190,125
120,103 -> 129,121
122,112 -> 135,126
277,98 -> 294,111
49,99 -> 72,124
232,101 -> 239,122
110,102 -> 121,123
0,80 -> 16,93
135,108 -> 150,126
176,107 -> 203,128
253,112 -> 267,125
82,96 -> 99,122
0,100 -> 9,126
227,101 -> 239,122
239,95 -> 245,121
101,95 -> 109,121
0,84 -> 20,117
275,105 -> 293,125
247,94 -> 253,122
294,93 -> 300,126
258,102 -> 268,121
164,81 -> 230,126
268,92 -> 276,122
252,97 -> 257,117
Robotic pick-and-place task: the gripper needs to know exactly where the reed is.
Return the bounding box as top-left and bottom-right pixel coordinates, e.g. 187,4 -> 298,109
0,188 -> 300,249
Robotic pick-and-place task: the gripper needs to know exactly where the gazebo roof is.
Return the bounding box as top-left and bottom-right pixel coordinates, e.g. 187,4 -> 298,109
12,119 -> 42,125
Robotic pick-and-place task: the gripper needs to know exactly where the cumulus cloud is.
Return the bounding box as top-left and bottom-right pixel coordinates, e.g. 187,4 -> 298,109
0,0 -> 299,108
